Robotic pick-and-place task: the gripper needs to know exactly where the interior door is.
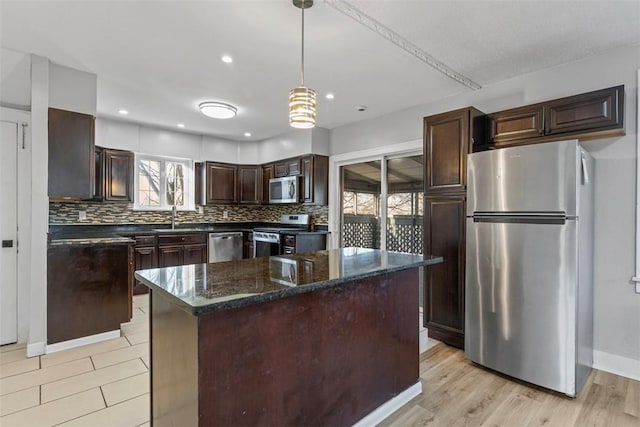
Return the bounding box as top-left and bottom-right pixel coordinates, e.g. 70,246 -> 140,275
0,120 -> 18,345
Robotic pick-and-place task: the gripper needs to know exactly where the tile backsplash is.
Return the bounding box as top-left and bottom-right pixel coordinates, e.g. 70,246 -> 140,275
49,202 -> 328,226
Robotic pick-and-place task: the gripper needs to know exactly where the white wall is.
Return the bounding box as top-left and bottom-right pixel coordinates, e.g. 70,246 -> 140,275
49,62 -> 96,115
97,118 -> 330,164
330,44 -> 640,372
0,47 -> 31,109
27,55 -> 49,356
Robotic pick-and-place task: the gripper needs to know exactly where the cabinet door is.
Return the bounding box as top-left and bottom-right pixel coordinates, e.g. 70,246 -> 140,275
424,108 -> 473,194
93,146 -> 104,200
274,162 -> 288,178
104,148 -> 134,201
158,246 -> 183,267
261,164 -> 274,203
287,158 -> 301,176
206,162 -> 237,204
48,108 -> 95,199
301,156 -> 314,203
183,244 -> 207,265
544,85 -> 624,136
489,105 -> 544,144
133,245 -> 157,295
423,196 -> 466,348
194,162 -> 205,205
238,165 -> 260,205
305,155 -> 328,205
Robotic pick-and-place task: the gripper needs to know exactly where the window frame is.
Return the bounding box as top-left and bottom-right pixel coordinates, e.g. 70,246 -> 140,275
133,153 -> 195,211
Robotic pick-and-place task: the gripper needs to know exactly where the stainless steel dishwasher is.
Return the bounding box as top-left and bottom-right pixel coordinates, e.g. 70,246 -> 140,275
208,232 -> 243,263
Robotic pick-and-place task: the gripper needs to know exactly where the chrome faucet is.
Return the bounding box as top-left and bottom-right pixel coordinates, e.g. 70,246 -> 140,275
171,205 -> 177,230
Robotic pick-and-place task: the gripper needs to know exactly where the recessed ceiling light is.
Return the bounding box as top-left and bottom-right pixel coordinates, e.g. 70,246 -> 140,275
118,109 -> 129,115
221,55 -> 233,63
325,93 -> 335,100
198,102 -> 237,119
177,123 -> 185,128
244,132 -> 251,137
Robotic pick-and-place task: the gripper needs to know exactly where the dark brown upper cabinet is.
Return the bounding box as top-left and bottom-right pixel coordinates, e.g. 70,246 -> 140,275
489,105 -> 544,144
274,158 -> 301,177
48,108 -> 95,199
544,85 -> 624,136
261,164 -> 274,204
93,146 -> 104,200
205,162 -> 237,204
238,165 -> 260,205
488,85 -> 625,147
301,155 -> 329,205
424,107 -> 486,194
103,148 -> 133,202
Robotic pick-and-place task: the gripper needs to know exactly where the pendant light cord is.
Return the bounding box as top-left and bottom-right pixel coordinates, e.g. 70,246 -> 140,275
301,5 -> 305,86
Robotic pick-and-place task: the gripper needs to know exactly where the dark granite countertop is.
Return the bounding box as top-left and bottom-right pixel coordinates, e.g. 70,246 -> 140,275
48,236 -> 135,247
47,222 -> 328,246
135,248 -> 443,316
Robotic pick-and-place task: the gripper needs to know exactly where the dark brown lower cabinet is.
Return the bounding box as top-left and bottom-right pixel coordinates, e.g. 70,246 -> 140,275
183,244 -> 208,265
423,195 -> 466,348
133,235 -> 157,295
47,242 -> 133,344
158,233 -> 208,267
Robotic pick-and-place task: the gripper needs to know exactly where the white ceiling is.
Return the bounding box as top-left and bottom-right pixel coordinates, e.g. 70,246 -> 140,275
2,1 -> 639,142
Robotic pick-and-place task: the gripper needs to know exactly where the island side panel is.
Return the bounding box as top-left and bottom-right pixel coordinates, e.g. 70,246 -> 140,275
197,268 -> 419,426
47,243 -> 132,344
151,291 -> 199,426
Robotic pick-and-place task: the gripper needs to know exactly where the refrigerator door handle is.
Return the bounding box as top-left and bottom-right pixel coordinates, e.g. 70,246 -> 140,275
581,151 -> 590,185
472,215 -> 567,225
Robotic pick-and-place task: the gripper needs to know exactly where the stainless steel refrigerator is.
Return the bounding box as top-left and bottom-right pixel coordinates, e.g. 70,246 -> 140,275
465,140 -> 594,397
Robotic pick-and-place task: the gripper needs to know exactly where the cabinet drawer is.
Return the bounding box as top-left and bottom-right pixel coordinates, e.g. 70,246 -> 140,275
489,105 -> 543,143
158,233 -> 207,246
135,235 -> 156,247
283,235 -> 296,247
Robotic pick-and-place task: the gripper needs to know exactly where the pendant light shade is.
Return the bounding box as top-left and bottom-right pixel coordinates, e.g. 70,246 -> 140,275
289,0 -> 316,129
289,86 -> 316,129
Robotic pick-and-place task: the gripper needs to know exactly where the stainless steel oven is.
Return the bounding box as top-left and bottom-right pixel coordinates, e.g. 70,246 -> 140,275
253,214 -> 311,258
253,231 -> 281,258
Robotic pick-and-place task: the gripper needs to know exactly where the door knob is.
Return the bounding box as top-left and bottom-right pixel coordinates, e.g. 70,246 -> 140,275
2,240 -> 14,248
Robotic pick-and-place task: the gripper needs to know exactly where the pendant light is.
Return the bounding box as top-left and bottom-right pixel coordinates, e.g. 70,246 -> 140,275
289,0 -> 316,129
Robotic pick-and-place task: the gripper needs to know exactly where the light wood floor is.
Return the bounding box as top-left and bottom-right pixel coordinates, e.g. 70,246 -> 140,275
1,294 -> 638,426
381,344 -> 640,427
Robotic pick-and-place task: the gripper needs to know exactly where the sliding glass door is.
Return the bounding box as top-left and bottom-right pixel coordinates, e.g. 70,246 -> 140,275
338,154 -> 423,254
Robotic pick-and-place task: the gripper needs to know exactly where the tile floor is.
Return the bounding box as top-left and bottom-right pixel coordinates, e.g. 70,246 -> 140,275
0,295 -> 151,426
0,296 -> 437,426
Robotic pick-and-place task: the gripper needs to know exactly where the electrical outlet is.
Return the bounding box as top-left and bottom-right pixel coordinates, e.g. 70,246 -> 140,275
197,206 -> 204,215
78,210 -> 87,221
222,210 -> 229,219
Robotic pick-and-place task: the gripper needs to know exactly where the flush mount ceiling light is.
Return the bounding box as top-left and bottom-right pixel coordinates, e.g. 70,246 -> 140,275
289,0 -> 316,129
199,102 -> 237,119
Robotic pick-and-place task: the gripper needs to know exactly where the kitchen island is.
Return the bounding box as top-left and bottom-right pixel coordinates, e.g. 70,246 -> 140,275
136,248 -> 442,426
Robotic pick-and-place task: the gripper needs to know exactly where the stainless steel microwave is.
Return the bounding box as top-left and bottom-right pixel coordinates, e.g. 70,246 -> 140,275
269,176 -> 300,204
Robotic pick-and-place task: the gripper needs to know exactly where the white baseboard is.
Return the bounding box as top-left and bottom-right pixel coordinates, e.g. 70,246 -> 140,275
593,349 -> 640,381
351,382 -> 422,427
45,330 -> 120,354
26,341 -> 46,357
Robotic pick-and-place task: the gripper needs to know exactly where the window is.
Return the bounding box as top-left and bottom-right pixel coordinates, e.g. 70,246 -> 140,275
134,154 -> 194,210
